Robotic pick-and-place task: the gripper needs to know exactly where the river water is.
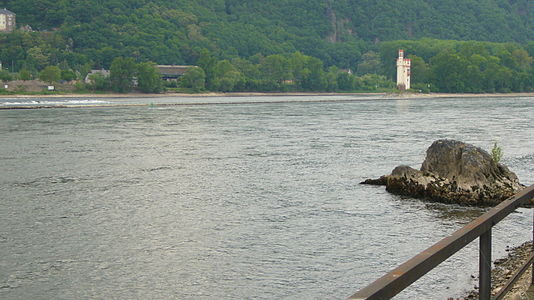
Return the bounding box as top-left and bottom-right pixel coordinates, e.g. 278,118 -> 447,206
1,95 -> 533,299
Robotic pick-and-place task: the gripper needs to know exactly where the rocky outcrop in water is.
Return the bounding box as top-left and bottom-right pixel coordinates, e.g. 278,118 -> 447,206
362,140 -> 524,206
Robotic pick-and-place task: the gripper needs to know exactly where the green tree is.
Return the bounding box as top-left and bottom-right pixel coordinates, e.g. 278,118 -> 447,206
180,67 -> 206,91
325,67 -> 339,92
356,74 -> 395,91
261,54 -> 291,83
302,57 -> 326,91
510,49 -> 533,72
110,57 -> 137,93
525,42 -> 534,58
356,51 -> 381,75
27,47 -> 50,70
288,52 -> 311,88
337,72 -> 354,91
197,49 -> 217,90
408,55 -> 430,84
137,62 -> 163,93
232,57 -> 260,80
39,66 -> 61,84
61,69 -> 77,81
430,50 -> 468,92
0,70 -> 13,82
77,62 -> 93,81
212,60 -> 243,92
87,73 -> 110,91
18,69 -> 32,81
491,142 -> 503,163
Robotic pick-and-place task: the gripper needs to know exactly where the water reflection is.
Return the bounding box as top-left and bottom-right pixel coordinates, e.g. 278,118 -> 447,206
393,195 -> 487,225
425,203 -> 486,225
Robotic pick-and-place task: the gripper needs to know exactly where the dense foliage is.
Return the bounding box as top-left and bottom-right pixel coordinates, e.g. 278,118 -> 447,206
0,0 -> 533,93
380,39 -> 534,92
85,58 -> 163,93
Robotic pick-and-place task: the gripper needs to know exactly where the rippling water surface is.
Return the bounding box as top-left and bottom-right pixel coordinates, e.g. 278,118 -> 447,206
1,95 -> 533,299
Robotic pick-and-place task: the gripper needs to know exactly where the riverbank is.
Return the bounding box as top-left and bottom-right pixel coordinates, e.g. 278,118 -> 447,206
2,91 -> 533,110
460,241 -> 533,300
1,91 -> 534,99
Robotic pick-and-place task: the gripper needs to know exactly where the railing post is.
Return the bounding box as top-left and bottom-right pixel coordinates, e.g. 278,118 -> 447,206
480,229 -> 492,300
532,209 -> 534,285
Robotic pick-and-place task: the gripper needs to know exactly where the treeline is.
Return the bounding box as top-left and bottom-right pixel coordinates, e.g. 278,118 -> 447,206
2,33 -> 534,93
188,50 -> 393,92
1,0 -> 533,93
88,58 -> 163,93
3,0 -> 533,70
181,40 -> 534,93
379,39 -> 534,93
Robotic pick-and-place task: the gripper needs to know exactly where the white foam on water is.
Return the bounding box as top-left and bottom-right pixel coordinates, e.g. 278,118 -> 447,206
1,99 -> 111,106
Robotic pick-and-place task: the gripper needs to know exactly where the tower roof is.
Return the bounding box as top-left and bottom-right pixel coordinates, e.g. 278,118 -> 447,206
0,8 -> 15,15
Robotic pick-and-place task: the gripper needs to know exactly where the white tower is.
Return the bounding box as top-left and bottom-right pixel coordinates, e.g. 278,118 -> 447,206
396,49 -> 411,90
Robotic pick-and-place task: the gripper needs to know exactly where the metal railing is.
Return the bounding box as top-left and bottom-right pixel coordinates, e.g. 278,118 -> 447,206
349,184 -> 534,300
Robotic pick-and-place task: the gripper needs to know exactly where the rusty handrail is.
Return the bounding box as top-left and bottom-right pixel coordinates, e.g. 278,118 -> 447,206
349,184 -> 534,300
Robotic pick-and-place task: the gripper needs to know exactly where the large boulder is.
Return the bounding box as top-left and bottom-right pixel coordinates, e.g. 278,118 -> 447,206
362,140 -> 524,206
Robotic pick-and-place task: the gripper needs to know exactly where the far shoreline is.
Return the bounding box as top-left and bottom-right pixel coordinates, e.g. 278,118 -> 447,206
2,91 -> 534,110
1,91 -> 534,99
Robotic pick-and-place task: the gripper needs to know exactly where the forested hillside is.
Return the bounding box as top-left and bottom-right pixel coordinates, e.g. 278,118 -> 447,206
3,0 -> 533,68
1,0 -> 534,93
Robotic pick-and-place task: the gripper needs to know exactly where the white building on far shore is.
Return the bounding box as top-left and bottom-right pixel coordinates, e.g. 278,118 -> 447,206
0,8 -> 16,32
85,69 -> 110,83
396,49 -> 411,90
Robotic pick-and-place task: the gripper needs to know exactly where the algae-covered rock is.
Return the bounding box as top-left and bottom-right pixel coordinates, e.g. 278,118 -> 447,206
361,139 -> 525,206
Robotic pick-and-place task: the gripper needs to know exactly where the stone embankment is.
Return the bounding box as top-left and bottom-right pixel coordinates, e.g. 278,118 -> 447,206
362,139 -> 526,206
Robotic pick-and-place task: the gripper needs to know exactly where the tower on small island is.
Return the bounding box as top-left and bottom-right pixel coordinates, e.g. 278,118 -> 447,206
396,49 -> 411,90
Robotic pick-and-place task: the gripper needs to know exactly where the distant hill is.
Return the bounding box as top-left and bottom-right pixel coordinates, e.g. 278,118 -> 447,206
3,0 -> 533,68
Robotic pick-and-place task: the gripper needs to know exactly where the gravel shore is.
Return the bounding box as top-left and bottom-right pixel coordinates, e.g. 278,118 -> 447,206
457,241 -> 533,300
1,91 -> 534,99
